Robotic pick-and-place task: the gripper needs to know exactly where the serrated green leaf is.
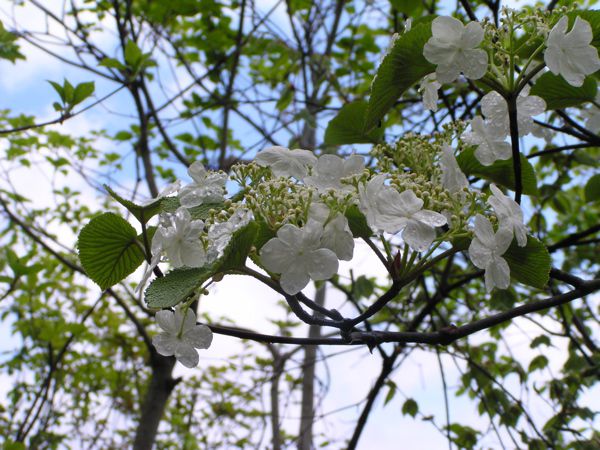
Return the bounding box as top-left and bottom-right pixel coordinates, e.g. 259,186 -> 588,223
160,197 -> 224,220
530,334 -> 551,348
401,398 -> 418,417
530,72 -> 597,109
490,288 -> 518,311
458,147 -> 538,195
254,219 -> 276,252
365,21 -> 435,131
145,266 -> 214,308
345,205 -> 372,238
324,101 -> 384,145
77,213 -> 145,289
216,221 -> 258,272
104,185 -> 162,224
504,236 -> 550,289
584,174 -> 600,202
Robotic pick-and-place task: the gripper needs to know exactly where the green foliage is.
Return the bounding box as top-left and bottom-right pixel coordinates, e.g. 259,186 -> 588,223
504,236 -> 551,289
77,213 -> 146,289
324,101 -> 384,145
104,184 -> 162,224
584,174 -> 600,202
401,398 -> 418,417
530,72 -> 597,109
145,266 -> 214,308
345,204 -> 372,238
0,20 -> 24,62
365,20 -> 435,131
48,79 -> 95,113
458,147 -> 538,195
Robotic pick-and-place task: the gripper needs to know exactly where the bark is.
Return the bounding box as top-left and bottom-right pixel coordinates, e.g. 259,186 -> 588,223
298,286 -> 325,450
133,354 -> 177,450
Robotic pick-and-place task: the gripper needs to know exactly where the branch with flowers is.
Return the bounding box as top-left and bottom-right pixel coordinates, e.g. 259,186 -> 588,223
77,6 -> 600,369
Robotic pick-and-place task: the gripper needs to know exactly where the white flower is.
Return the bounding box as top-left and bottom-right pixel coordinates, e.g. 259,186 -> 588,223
260,222 -> 338,295
488,184 -> 527,247
303,154 -> 364,192
255,146 -> 317,179
468,214 -> 513,292
207,208 -> 253,262
544,16 -> 600,87
140,180 -> 181,206
481,90 -> 546,137
152,308 -> 213,368
423,16 -> 488,84
179,162 -> 227,208
308,204 -> 355,261
153,207 -> 207,268
419,74 -> 441,111
358,176 -> 447,251
440,144 -> 468,193
462,116 -> 512,166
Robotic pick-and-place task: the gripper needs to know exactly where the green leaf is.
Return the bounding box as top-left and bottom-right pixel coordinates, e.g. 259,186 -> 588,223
528,355 -> 549,372
63,79 -> 75,104
345,205 -> 372,238
530,72 -> 597,109
504,236 -> 551,289
104,184 -> 162,224
124,40 -> 143,70
160,197 -> 224,220
0,20 -> 25,63
254,219 -> 276,251
72,81 -> 95,106
77,213 -> 146,289
99,57 -> 126,71
584,174 -> 600,202
457,147 -> 538,195
145,266 -> 214,308
324,101 -> 384,145
48,80 -> 65,103
401,398 -> 418,417
383,380 -> 396,406
216,221 -> 259,272
490,288 -> 518,311
365,21 -> 435,131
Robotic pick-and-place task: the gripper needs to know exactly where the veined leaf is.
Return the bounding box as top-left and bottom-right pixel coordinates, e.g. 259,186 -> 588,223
584,174 -> 600,202
105,184 -> 162,224
458,147 -> 538,195
145,266 -> 214,308
530,72 -> 597,109
78,213 -> 145,289
365,21 -> 435,131
325,101 -> 384,145
504,236 -> 550,289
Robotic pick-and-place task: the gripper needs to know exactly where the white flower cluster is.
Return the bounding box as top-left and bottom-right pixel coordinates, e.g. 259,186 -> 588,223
468,184 -> 527,292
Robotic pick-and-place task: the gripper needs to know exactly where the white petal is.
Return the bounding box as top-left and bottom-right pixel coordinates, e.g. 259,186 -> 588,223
402,220 -> 435,252
469,238 -> 493,270
485,256 -> 510,292
184,324 -> 213,349
174,341 -> 199,368
413,210 -> 447,227
307,248 -> 339,280
260,239 -> 293,274
152,333 -> 178,356
155,310 -> 177,334
280,264 -> 311,295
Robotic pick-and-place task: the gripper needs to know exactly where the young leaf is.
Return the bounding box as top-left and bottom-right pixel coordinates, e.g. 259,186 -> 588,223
0,20 -> 24,63
365,21 -> 435,131
504,236 -> 551,289
72,81 -> 96,106
77,213 -> 146,289
216,221 -> 259,272
104,184 -> 162,224
530,72 -> 597,109
345,205 -> 373,239
160,196 -> 224,220
324,101 -> 384,145
584,174 -> 600,202
48,80 -> 65,103
124,40 -> 143,70
458,147 -> 538,195
401,398 -> 418,417
145,266 -> 214,308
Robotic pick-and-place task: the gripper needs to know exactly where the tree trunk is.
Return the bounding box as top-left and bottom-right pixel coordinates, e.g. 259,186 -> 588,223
133,354 -> 177,449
